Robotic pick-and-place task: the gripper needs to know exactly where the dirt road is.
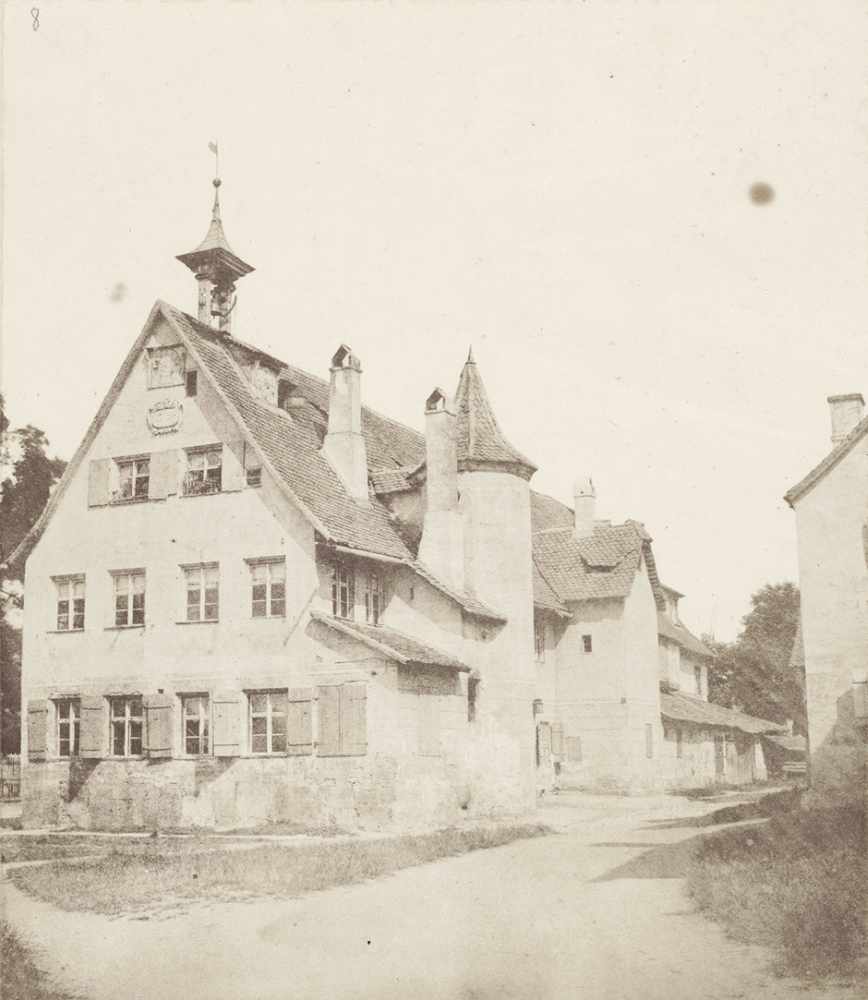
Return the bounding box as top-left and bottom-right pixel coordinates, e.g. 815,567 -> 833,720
2,792 -> 862,1000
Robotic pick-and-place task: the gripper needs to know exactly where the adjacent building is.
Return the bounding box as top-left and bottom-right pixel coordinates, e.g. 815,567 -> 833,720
11,181 -> 782,831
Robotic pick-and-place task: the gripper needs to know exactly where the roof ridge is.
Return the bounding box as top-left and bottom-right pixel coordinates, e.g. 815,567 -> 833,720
785,411 -> 868,506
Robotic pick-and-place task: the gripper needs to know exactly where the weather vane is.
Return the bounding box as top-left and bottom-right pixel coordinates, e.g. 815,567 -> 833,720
208,140 -> 220,183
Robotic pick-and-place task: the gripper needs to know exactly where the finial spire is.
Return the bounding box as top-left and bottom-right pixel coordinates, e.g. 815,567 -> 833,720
467,345 -> 475,363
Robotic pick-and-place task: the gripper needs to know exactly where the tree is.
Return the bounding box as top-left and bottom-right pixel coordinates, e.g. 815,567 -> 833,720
0,397 -> 67,753
707,582 -> 805,732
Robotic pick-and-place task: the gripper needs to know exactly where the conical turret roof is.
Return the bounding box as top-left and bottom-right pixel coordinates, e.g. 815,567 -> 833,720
454,351 -> 536,478
176,179 -> 254,280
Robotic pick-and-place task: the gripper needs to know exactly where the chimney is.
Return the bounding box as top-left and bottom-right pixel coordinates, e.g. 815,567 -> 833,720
828,394 -> 864,444
321,345 -> 369,502
573,476 -> 596,539
417,388 -> 464,589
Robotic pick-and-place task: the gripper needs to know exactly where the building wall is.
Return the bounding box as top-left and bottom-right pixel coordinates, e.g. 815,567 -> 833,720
793,437 -> 868,801
659,725 -> 768,789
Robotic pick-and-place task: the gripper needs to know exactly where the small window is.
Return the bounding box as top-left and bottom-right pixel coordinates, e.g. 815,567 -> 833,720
55,576 -> 85,631
645,723 -> 654,759
184,564 -> 219,622
675,727 -> 683,759
56,699 -> 80,757
182,694 -> 209,755
185,370 -> 198,397
110,696 -> 144,756
331,564 -> 355,620
534,616 -> 545,662
113,571 -> 145,627
249,690 -> 287,754
694,665 -> 703,696
467,676 -> 479,723
246,467 -> 262,488
184,447 -> 222,496
249,559 -> 286,618
364,572 -> 384,625
115,457 -> 150,501
582,634 -> 593,654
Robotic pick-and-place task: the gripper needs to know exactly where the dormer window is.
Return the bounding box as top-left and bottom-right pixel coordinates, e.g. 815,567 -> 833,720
331,564 -> 355,620
184,447 -> 222,496
247,361 -> 278,405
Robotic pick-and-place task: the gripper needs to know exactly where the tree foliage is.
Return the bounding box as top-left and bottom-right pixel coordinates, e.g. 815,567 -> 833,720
706,582 -> 805,732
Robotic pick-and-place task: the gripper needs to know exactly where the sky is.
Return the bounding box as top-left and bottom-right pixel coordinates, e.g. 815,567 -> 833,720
3,2 -> 868,640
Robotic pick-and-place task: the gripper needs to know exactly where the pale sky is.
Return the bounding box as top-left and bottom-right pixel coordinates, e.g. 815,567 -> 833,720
3,2 -> 868,640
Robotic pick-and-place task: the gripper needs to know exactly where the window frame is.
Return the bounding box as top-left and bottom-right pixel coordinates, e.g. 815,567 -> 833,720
109,696 -> 144,757
55,698 -> 81,758
248,558 -> 286,619
111,570 -> 146,628
114,456 -> 150,502
53,575 -> 85,631
331,563 -> 355,621
248,690 -> 288,755
183,563 -> 219,622
364,571 -> 384,625
183,446 -> 223,497
181,693 -> 210,756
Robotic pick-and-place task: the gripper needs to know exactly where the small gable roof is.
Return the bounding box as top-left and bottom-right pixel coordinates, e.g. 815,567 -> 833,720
785,413 -> 868,506
657,612 -> 714,659
660,691 -> 785,735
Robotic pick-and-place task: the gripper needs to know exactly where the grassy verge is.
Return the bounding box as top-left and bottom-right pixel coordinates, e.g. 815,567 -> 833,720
0,922 -> 79,1000
9,822 -> 550,915
687,803 -> 866,979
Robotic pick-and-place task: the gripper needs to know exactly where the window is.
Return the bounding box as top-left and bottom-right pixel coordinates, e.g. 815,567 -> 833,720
184,564 -> 219,621
364,572 -> 384,625
246,467 -> 262,487
184,447 -> 222,496
110,696 -> 144,756
55,576 -> 85,631
249,691 -> 287,754
467,677 -> 479,723
694,665 -> 703,696
645,723 -> 654,759
115,457 -> 150,501
250,559 -> 286,618
185,370 -> 198,397
534,616 -> 545,662
331,564 -> 355,620
182,695 -> 209,755
56,699 -> 80,757
582,634 -> 593,654
113,571 -> 145,627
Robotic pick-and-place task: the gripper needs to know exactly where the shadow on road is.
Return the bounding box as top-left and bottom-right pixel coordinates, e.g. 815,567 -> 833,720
591,836 -> 701,881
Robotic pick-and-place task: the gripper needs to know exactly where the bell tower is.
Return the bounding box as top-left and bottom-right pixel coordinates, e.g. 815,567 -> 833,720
176,169 -> 254,334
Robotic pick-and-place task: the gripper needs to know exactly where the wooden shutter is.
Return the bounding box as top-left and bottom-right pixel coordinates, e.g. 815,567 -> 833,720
212,691 -> 242,756
287,688 -> 313,755
148,450 -> 178,500
417,694 -> 440,756
221,440 -> 246,492
79,695 -> 108,758
144,694 -> 174,758
87,459 -> 111,507
316,685 -> 341,756
551,720 -> 564,757
27,700 -> 49,761
340,684 -> 367,756
566,735 -> 582,763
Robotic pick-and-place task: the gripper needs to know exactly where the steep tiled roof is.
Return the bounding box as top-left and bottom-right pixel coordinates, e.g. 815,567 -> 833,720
533,561 -> 571,616
309,611 -> 469,671
785,413 -> 868,506
660,691 -> 785,735
657,613 -> 713,659
454,354 -> 536,476
411,562 -> 506,622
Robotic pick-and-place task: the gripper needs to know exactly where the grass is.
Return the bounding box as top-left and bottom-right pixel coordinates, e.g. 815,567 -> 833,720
687,802 -> 867,980
0,922 -> 80,1000
0,834 -> 111,864
9,821 -> 551,916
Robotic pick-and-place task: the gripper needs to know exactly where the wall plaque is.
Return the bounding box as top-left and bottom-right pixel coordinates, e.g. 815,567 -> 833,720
147,398 -> 183,435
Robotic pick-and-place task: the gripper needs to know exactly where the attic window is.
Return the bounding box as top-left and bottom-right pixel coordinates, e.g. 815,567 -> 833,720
246,467 -> 262,488
186,370 -> 198,397
582,634 -> 593,654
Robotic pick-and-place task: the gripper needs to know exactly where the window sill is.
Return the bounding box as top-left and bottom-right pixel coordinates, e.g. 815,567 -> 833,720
251,615 -> 286,621
47,629 -> 86,635
175,619 -> 219,626
104,624 -> 146,631
109,497 -> 151,506
179,490 -> 224,500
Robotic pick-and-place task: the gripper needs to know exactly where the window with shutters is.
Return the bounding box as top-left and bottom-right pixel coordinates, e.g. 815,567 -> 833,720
54,575 -> 85,631
249,690 -> 288,754
364,572 -> 384,625
184,564 -> 219,622
112,570 -> 145,627
56,699 -> 80,757
248,559 -> 286,618
534,615 -> 545,662
110,696 -> 144,756
317,684 -> 366,756
331,564 -> 355,620
182,694 -> 209,755
113,457 -> 150,502
183,446 -> 222,496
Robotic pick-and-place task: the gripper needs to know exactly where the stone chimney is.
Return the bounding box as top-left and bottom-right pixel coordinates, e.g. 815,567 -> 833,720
322,345 -> 369,502
828,394 -> 864,444
418,388 -> 464,589
573,476 -> 596,539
